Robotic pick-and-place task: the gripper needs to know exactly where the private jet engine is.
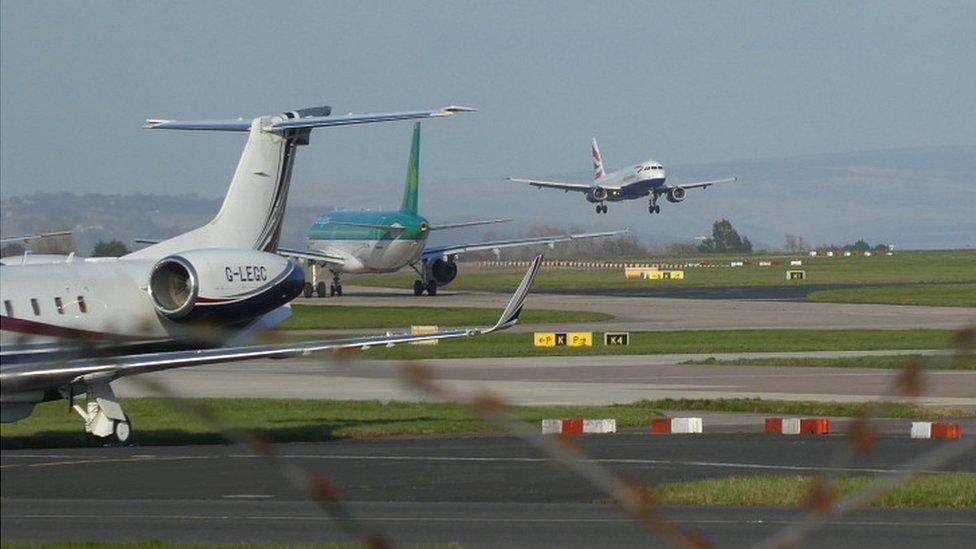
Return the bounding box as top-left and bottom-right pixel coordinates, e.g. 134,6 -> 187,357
666,187 -> 686,203
587,186 -> 609,202
148,249 -> 304,322
427,257 -> 458,285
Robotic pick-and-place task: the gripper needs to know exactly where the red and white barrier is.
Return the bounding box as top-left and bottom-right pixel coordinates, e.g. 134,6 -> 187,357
542,418 -> 616,434
765,417 -> 831,435
650,417 -> 703,434
911,422 -> 963,440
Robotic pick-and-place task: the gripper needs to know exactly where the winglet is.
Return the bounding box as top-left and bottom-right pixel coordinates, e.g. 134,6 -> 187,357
485,254 -> 543,333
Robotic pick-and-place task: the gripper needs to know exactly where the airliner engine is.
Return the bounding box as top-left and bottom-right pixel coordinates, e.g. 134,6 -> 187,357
148,249 -> 303,322
667,187 -> 686,203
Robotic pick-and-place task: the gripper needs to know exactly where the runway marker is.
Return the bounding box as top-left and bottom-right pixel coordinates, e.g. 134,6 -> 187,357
541,418 -> 616,434
911,421 -> 963,440
650,417 -> 703,434
765,418 -> 831,435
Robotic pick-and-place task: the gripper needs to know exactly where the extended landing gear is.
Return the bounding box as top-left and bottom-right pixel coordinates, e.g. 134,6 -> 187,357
595,204 -> 608,214
329,271 -> 343,297
303,282 -> 314,298
413,279 -> 437,296
70,382 -> 132,445
315,271 -> 342,297
648,196 -> 661,215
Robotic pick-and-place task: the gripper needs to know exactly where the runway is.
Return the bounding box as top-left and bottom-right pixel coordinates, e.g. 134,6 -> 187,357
3,434 -> 974,548
293,286 -> 976,333
115,352 -> 976,408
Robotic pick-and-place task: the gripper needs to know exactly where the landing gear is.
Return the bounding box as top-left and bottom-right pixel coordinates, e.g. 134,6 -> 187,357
595,204 -> 608,214
303,282 -> 314,298
71,382 -> 132,445
413,280 -> 425,296
648,196 -> 660,215
426,281 -> 437,296
329,271 -> 343,296
316,281 -> 328,297
412,279 -> 438,296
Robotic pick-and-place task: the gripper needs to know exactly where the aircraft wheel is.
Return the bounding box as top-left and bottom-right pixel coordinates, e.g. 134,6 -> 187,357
316,281 -> 328,297
329,285 -> 337,296
112,415 -> 132,444
336,285 -> 343,296
595,205 -> 601,213
303,283 -> 313,298
426,281 -> 438,296
413,280 -> 424,296
655,205 -> 661,213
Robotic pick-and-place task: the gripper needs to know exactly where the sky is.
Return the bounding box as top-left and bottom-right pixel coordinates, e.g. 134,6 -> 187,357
2,1 -> 975,200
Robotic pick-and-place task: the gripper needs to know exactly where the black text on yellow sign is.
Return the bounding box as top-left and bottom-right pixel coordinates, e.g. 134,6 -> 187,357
604,332 -> 630,346
534,332 -> 591,347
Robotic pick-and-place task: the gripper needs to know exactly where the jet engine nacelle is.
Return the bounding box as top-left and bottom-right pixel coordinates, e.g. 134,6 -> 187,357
427,257 -> 458,285
667,187 -> 686,203
148,249 -> 304,322
588,187 -> 609,202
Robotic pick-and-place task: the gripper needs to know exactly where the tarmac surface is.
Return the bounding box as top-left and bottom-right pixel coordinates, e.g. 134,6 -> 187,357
291,285 -> 976,333
116,351 -> 976,408
3,434 -> 974,548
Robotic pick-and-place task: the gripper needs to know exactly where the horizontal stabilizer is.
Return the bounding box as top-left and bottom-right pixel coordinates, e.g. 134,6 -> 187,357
146,106 -> 476,132
278,247 -> 344,266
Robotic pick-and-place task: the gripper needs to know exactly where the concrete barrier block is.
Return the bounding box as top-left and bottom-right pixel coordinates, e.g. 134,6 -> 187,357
583,419 -> 617,434
911,421 -> 932,439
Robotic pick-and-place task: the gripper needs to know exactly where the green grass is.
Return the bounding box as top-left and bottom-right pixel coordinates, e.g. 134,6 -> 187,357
280,305 -> 612,330
648,473 -> 976,508
631,398 -> 973,419
349,250 -> 976,292
808,283 -> 976,307
683,354 -> 975,370
3,397 -> 968,449
282,329 -> 958,361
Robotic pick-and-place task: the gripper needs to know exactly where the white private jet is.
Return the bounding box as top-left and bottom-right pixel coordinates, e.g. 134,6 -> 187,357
0,104 -> 543,444
509,138 -> 736,215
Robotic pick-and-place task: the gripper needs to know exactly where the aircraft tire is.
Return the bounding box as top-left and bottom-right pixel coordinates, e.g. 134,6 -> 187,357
112,415 -> 132,444
426,281 -> 438,296
303,283 -> 313,298
316,281 -> 328,297
413,280 -> 424,296
336,285 -> 343,296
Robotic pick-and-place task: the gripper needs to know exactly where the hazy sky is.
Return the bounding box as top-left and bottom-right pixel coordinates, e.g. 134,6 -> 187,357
2,1 -> 974,199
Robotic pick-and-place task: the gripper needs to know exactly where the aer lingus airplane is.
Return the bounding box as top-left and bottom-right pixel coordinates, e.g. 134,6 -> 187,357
281,123 -> 625,296
508,138 -> 736,215
0,103 -> 543,443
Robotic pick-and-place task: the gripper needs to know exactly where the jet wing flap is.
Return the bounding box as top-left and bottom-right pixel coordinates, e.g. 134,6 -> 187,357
0,256 -> 543,394
669,177 -> 737,191
506,178 -> 594,192
278,248 -> 345,266
422,230 -> 627,261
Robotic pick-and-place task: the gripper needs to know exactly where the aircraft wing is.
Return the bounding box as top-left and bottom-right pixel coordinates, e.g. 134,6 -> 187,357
0,256 -> 542,394
145,106 -> 476,132
666,177 -> 737,191
428,218 -> 512,231
422,230 -> 627,261
0,230 -> 75,244
506,178 -> 594,193
278,247 -> 345,266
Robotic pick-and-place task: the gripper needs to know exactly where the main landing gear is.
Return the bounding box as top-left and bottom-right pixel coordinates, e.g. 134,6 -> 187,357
312,271 -> 342,297
648,196 -> 661,215
69,381 -> 132,445
595,203 -> 608,214
413,279 -> 437,296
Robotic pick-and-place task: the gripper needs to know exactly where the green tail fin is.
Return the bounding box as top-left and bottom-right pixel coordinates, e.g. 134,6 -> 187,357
400,122 -> 421,214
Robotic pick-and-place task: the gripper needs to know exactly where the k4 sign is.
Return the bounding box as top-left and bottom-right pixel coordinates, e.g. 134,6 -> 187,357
604,332 -> 630,346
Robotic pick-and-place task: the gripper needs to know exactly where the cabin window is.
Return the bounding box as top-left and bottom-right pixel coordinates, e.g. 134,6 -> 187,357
3,300 -> 12,317
55,297 -> 65,314
77,296 -> 88,314
30,298 -> 41,316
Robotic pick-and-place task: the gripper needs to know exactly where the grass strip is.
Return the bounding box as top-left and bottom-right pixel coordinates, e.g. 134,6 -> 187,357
682,354 -> 975,370
632,398 -> 973,419
3,398 -> 969,449
646,473 -> 976,508
350,250 -> 976,291
808,283 -> 976,307
281,329 -> 958,360
280,305 -> 612,330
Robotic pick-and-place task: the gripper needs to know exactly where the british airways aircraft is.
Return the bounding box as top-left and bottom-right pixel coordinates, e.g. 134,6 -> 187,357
508,138 -> 736,215
0,104 -> 541,443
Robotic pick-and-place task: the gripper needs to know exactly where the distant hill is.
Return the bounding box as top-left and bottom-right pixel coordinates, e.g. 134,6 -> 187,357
2,146 -> 973,254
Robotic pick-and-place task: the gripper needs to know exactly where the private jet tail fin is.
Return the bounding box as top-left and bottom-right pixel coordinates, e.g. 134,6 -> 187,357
400,122 -> 421,215
592,138 -> 605,180
129,106 -> 473,259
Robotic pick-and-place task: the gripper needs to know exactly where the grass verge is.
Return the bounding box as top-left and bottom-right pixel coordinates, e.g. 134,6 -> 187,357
276,329 -> 958,360
682,354 -> 975,370
280,305 -> 612,330
647,473 -> 976,508
3,398 -> 969,449
808,283 -> 976,307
